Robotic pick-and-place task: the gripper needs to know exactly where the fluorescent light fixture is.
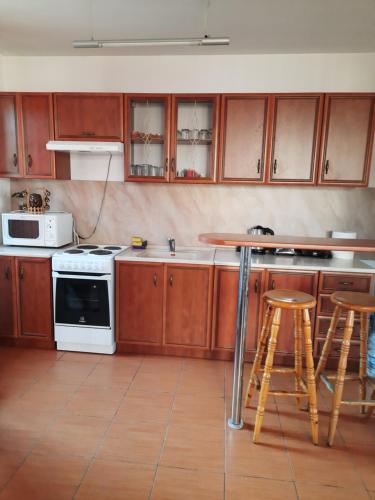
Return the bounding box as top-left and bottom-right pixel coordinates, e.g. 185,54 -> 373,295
72,36 -> 230,49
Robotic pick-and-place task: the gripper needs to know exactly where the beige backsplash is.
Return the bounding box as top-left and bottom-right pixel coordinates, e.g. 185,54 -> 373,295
10,179 -> 375,246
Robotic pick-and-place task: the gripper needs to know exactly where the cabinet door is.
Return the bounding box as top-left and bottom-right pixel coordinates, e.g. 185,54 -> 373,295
266,270 -> 318,354
319,94 -> 374,185
0,94 -> 21,177
125,94 -> 170,183
21,94 -> 55,178
212,267 -> 263,352
116,263 -> 164,344
54,93 -> 123,140
220,95 -> 268,183
268,95 -> 323,184
170,95 -> 219,183
0,256 -> 15,337
164,265 -> 212,348
16,258 -> 53,339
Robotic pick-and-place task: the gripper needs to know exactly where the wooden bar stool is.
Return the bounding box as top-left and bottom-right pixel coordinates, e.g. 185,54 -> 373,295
245,289 -> 319,445
315,291 -> 375,446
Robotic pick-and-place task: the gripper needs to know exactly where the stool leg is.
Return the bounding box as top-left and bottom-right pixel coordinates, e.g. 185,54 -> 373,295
315,305 -> 341,388
302,308 -> 319,445
245,305 -> 274,407
367,390 -> 375,418
294,309 -> 303,409
359,312 -> 369,414
328,309 -> 355,447
253,307 -> 281,444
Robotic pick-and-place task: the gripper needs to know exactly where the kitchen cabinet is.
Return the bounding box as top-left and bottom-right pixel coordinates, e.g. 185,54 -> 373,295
219,95 -> 268,183
15,257 -> 53,340
265,270 -> 319,355
318,94 -> 374,186
0,256 -> 16,338
170,94 -> 220,183
164,264 -> 212,348
116,262 -> 164,344
212,267 -> 264,357
0,94 -> 21,177
54,93 -> 123,141
116,261 -> 213,355
268,94 -> 323,184
124,94 -> 171,182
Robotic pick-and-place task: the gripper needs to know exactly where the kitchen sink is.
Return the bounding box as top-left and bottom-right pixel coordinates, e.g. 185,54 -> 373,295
140,248 -> 203,260
118,246 -> 215,263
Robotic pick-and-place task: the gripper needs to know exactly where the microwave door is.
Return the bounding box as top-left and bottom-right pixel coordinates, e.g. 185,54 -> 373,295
4,216 -> 44,246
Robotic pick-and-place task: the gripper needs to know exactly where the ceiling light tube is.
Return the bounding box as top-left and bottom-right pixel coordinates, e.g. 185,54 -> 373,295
72,37 -> 230,49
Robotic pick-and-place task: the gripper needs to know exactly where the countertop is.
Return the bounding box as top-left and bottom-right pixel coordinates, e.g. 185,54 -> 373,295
0,245 -> 66,258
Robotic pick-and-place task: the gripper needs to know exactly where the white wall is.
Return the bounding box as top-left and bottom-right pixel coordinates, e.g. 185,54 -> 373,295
1,53 -> 375,92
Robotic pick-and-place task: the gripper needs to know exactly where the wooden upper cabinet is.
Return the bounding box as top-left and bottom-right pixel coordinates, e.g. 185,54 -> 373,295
54,93 -> 123,140
0,256 -> 15,338
268,94 -> 323,184
20,93 -> 55,178
164,264 -> 212,348
170,94 -> 219,183
116,262 -> 164,344
16,257 -> 53,339
219,95 -> 268,183
266,270 -> 318,355
0,94 -> 21,177
318,94 -> 374,186
124,94 -> 171,183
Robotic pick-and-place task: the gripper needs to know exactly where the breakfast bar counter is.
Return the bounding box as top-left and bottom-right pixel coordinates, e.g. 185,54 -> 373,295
198,233 -> 375,430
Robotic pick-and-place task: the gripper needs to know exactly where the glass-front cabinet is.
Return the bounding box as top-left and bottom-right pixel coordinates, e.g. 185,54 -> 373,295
170,95 -> 219,183
125,94 -> 171,182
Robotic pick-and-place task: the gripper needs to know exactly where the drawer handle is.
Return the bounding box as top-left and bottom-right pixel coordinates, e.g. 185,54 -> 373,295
19,265 -> 24,280
153,273 -> 157,287
82,131 -> 96,137
273,159 -> 277,174
5,266 -> 10,280
339,281 -> 354,286
13,153 -> 18,167
257,159 -> 261,174
169,274 -> 173,287
254,279 -> 259,294
271,280 -> 275,290
325,159 -> 329,175
27,154 -> 32,168
171,158 -> 175,173
165,157 -> 169,172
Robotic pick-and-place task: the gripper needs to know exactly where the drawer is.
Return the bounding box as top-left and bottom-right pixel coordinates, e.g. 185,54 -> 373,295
319,273 -> 372,293
316,316 -> 360,339
318,294 -> 363,318
315,338 -> 360,359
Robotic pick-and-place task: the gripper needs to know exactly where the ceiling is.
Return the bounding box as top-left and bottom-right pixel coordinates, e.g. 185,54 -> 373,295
0,0 -> 374,56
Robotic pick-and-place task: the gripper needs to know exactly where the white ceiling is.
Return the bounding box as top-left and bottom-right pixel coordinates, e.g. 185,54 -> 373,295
0,0 -> 374,56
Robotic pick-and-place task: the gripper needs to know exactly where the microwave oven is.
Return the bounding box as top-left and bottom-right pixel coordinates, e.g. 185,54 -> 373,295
2,211 -> 73,247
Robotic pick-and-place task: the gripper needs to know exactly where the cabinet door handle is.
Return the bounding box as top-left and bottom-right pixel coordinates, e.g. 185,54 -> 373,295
339,281 -> 354,286
153,273 -> 157,287
271,280 -> 275,289
13,153 -> 18,167
5,266 -> 10,280
165,158 -> 169,172
325,159 -> 329,175
169,274 -> 173,287
171,158 -> 175,173
19,265 -> 24,280
254,279 -> 259,294
257,159 -> 261,174
27,154 -> 32,168
273,159 -> 277,174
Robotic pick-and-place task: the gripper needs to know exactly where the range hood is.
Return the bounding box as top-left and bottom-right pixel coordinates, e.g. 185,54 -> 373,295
46,141 -> 124,154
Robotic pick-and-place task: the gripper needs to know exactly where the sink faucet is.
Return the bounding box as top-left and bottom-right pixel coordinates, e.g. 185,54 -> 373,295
168,237 -> 176,253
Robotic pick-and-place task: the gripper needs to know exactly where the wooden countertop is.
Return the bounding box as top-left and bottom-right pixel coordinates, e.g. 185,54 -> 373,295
198,233 -> 375,252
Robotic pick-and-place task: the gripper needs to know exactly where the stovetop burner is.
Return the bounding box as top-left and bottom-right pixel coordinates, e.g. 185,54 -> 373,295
77,245 -> 99,250
64,249 -> 84,254
89,249 -> 113,256
104,246 -> 122,250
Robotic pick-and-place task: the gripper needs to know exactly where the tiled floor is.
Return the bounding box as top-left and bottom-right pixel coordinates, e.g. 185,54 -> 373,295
0,347 -> 374,499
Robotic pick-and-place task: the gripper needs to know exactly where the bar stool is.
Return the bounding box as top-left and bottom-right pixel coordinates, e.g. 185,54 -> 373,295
245,289 -> 319,445
315,291 -> 375,446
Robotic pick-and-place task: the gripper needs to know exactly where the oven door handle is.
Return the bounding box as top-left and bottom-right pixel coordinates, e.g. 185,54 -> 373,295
52,271 -> 111,280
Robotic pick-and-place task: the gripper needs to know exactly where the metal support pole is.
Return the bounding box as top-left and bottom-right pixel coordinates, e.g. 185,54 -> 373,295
228,246 -> 252,429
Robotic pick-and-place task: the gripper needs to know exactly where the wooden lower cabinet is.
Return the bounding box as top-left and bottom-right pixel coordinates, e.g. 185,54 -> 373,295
212,267 -> 263,359
265,270 -> 319,356
116,262 -> 164,344
0,256 -> 53,346
116,262 -> 213,355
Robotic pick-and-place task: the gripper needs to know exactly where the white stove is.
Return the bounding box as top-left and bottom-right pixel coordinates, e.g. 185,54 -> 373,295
52,244 -> 128,354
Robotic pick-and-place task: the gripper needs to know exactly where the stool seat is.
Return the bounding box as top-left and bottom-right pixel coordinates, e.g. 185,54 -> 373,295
331,291 -> 375,313
264,289 -> 316,309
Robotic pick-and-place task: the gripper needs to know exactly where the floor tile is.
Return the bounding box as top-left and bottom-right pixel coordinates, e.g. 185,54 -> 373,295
151,466 -> 224,500
171,394 -> 224,427
344,444 -> 375,491
116,392 -> 173,424
225,475 -> 297,500
82,364 -> 135,389
0,449 -> 27,489
129,372 -> 179,394
64,386 -> 125,419
75,458 -> 155,499
295,482 -> 370,500
0,452 -> 89,500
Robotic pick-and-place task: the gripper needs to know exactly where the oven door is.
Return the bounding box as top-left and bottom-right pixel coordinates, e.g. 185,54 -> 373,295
2,214 -> 45,246
53,272 -> 110,328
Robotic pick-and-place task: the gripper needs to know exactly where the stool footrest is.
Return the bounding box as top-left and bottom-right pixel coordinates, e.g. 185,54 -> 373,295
268,390 -> 309,398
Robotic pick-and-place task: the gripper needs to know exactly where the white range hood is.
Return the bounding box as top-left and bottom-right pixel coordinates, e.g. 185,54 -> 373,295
46,141 -> 124,154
